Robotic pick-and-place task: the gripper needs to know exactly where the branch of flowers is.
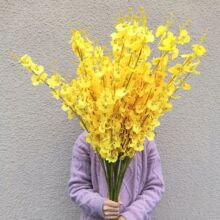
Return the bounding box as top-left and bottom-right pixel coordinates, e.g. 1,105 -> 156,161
140,87 -> 153,127
12,51 -> 89,131
124,46 -> 143,89
134,47 -> 143,69
77,48 -> 98,103
168,72 -> 191,101
167,56 -> 193,87
158,71 -> 191,113
76,47 -> 88,78
23,68 -> 89,131
153,51 -> 168,80
141,113 -> 150,128
119,48 -> 152,129
111,46 -> 143,126
122,126 -> 133,155
136,51 -> 166,108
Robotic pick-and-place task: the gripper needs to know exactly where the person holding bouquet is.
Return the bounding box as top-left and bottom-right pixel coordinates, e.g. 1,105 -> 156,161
68,130 -> 165,220
16,5 -> 206,220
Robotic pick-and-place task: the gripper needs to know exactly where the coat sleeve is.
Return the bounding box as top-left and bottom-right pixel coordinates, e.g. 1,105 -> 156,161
120,140 -> 165,220
67,131 -> 106,218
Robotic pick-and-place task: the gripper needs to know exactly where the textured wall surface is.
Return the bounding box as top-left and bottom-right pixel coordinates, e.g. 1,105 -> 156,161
1,0 -> 220,219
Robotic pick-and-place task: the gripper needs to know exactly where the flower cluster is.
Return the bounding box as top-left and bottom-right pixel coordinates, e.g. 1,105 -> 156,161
18,6 -> 206,162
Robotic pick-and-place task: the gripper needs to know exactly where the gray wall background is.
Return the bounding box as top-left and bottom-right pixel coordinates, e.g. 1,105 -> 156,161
1,0 -> 220,219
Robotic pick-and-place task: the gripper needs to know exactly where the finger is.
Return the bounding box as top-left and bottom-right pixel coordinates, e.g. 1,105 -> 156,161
106,199 -> 119,206
103,206 -> 119,212
104,208 -> 119,213
104,215 -> 119,219
106,200 -> 120,207
104,211 -> 119,216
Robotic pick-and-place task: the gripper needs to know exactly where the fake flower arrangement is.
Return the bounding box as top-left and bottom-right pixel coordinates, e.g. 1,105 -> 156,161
16,6 -> 206,201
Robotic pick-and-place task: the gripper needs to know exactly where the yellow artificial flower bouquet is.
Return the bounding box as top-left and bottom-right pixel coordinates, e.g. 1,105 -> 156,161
16,6 -> 206,201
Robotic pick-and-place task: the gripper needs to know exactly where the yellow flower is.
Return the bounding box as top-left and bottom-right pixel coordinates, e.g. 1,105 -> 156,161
94,46 -> 104,58
86,133 -> 92,143
163,102 -> 173,112
47,74 -> 62,88
132,122 -> 141,134
130,142 -> 144,151
182,81 -> 191,90
19,54 -> 33,68
184,60 -> 201,74
64,93 -> 76,106
67,109 -> 75,120
51,89 -> 60,100
156,25 -> 167,37
171,47 -> 179,60
99,120 -> 107,133
70,29 -> 94,58
126,148 -> 135,158
167,84 -> 177,96
96,89 -> 114,112
31,72 -> 48,86
115,88 -> 127,99
192,44 -> 206,56
76,98 -> 87,111
18,7 -> 207,162
31,64 -> 44,75
61,102 -> 69,111
178,29 -> 190,45
146,131 -> 155,141
60,84 -> 71,96
159,32 -> 177,56
147,100 -> 160,111
168,64 -> 184,75
78,78 -> 91,88
145,30 -> 155,42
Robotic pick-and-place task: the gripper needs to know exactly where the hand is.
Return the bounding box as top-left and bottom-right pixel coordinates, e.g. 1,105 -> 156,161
118,216 -> 126,220
103,199 -> 120,219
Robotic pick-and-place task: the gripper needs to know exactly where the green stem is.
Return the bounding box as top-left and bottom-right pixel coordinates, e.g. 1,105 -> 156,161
105,161 -> 110,198
112,159 -> 121,201
110,162 -> 114,199
102,156 -> 132,204
106,161 -> 114,199
97,154 -> 109,190
114,157 -> 132,201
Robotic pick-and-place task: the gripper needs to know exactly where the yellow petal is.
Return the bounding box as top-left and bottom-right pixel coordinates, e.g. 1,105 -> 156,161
192,44 -> 206,57
19,54 -> 33,68
182,82 -> 191,90
51,89 -> 60,100
31,75 -> 40,86
146,131 -> 155,141
115,88 -> 127,99
156,25 -> 167,37
61,103 -> 69,111
67,110 -> 75,120
31,65 -> 44,75
40,72 -> 48,81
47,74 -> 62,88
